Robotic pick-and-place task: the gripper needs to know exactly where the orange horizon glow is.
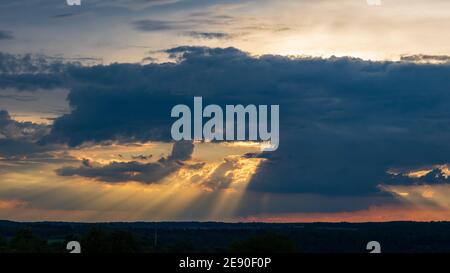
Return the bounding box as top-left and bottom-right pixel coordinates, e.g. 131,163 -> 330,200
240,205 -> 450,223
0,141 -> 266,222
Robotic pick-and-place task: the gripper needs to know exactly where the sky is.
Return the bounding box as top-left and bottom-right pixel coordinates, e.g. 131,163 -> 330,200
1,0 -> 450,222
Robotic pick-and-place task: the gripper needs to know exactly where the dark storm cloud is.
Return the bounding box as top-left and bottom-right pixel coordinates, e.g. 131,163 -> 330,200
0,30 -> 13,40
5,46 -> 450,196
57,141 -> 195,183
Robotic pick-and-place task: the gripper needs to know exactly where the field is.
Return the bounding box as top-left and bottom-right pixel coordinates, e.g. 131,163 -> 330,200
1,221 -> 450,253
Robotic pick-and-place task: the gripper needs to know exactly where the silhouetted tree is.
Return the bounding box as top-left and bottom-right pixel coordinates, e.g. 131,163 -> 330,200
109,231 -> 140,253
80,227 -> 110,253
80,228 -> 141,253
230,233 -> 296,253
0,236 -> 6,253
9,229 -> 48,253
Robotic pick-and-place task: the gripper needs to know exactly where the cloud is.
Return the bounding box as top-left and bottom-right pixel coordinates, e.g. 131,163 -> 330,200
168,140 -> 194,161
0,52 -> 67,74
51,13 -> 77,19
57,159 -> 180,183
0,94 -> 37,102
0,109 -> 63,162
132,13 -> 236,34
199,157 -> 240,191
400,54 -> 450,64
132,19 -> 178,31
0,199 -> 27,209
131,154 -> 153,160
0,109 -> 49,142
0,30 -> 13,40
4,46 -> 450,197
0,52 -> 74,90
384,166 -> 450,186
56,141 -> 195,183
186,31 -> 232,39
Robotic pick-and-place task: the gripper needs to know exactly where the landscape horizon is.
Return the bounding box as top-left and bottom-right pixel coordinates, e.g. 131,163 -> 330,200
2,220 -> 450,253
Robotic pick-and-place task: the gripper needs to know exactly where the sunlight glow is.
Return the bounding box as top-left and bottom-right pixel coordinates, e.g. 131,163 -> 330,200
0,141 -> 265,221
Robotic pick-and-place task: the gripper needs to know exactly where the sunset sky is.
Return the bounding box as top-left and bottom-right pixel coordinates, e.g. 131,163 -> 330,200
1,0 -> 450,222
